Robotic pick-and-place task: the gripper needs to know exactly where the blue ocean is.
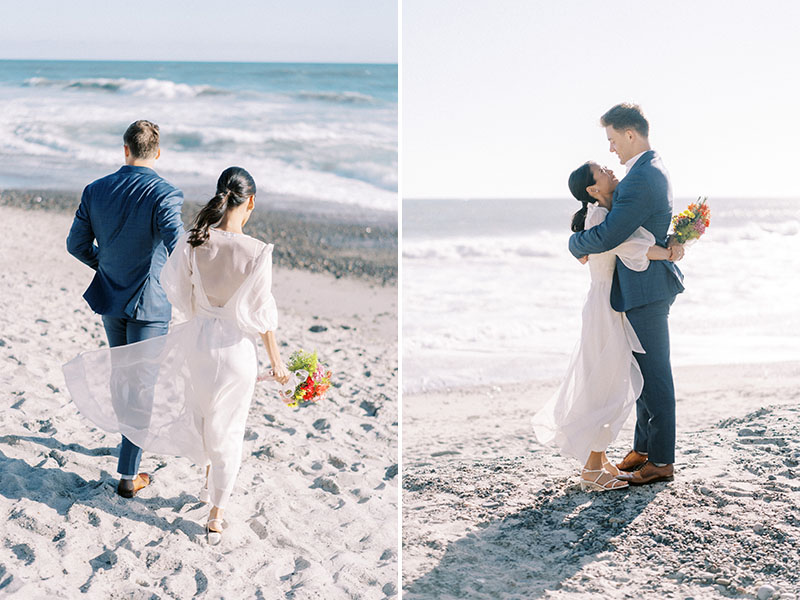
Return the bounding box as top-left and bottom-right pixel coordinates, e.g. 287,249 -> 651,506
403,197 -> 800,393
0,60 -> 397,213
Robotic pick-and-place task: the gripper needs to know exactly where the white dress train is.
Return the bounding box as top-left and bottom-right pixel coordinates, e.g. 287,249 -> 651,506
63,229 -> 278,508
531,204 -> 655,464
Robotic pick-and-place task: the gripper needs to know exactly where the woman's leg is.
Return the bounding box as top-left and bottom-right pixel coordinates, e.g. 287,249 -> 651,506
204,404 -> 249,509
584,451 -> 603,470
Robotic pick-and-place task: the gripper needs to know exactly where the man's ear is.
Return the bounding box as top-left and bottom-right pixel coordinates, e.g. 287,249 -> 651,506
155,148 -> 161,160
124,145 -> 130,158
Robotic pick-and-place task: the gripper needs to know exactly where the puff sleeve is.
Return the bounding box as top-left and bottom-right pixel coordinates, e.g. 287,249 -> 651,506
613,227 -> 656,272
235,243 -> 278,334
585,205 -> 654,272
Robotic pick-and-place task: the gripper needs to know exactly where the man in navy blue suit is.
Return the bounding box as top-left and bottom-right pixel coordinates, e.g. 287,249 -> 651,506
569,104 -> 684,485
67,120 -> 184,498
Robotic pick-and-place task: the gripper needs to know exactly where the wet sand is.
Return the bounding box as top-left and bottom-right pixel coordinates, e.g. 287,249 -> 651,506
0,189 -> 397,284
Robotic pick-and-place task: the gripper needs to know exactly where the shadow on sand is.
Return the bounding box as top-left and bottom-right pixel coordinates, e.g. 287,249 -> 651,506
404,477 -> 663,599
0,435 -> 205,541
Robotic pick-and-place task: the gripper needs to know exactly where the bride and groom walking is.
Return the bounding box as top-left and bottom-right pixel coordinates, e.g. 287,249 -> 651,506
533,103 -> 686,490
64,120 -> 290,543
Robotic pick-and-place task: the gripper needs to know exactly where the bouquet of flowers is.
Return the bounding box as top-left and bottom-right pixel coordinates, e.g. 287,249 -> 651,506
671,197 -> 711,244
258,349 -> 332,407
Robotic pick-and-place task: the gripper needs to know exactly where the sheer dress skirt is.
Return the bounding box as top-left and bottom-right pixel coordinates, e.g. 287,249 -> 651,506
532,204 -> 653,464
63,230 -> 277,509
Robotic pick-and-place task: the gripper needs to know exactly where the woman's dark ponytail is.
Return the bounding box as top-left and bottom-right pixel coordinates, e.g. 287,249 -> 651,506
571,202 -> 589,233
188,191 -> 228,247
567,162 -> 596,233
188,166 -> 257,247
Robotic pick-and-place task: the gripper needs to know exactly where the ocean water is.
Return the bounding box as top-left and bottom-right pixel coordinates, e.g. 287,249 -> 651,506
403,197 -> 800,394
0,60 -> 397,214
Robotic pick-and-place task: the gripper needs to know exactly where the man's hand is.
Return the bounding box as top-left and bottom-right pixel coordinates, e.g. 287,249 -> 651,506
668,244 -> 685,261
578,256 -> 589,265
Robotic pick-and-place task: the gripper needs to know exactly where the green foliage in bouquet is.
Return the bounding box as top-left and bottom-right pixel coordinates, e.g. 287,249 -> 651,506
288,349 -> 318,374
671,197 -> 710,243
283,349 -> 332,407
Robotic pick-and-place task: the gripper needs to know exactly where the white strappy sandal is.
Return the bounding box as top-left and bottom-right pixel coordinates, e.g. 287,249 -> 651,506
602,458 -> 621,477
206,518 -> 225,545
580,468 -> 629,491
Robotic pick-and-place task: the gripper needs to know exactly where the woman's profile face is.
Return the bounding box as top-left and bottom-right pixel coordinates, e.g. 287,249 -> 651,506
589,163 -> 618,197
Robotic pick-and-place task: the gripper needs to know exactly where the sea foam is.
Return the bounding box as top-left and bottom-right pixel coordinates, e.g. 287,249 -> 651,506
25,76 -> 226,99
403,198 -> 800,394
1,61 -> 397,214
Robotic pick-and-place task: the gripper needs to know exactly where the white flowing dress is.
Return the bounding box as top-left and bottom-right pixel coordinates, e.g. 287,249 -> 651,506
63,229 -> 278,508
531,204 -> 655,464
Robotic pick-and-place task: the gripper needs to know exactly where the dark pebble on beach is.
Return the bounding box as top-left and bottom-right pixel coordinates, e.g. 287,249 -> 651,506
309,325 -> 328,333
1,189 -> 397,285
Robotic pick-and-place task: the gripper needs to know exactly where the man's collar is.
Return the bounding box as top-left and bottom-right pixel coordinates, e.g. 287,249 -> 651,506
624,150 -> 649,173
119,164 -> 157,174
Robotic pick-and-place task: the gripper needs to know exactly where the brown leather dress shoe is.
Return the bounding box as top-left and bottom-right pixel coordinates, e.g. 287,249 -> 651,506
616,450 -> 649,472
617,462 -> 674,486
117,473 -> 151,498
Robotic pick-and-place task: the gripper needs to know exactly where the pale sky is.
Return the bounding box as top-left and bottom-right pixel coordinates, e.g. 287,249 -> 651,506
0,1 -> 397,63
403,0 -> 800,199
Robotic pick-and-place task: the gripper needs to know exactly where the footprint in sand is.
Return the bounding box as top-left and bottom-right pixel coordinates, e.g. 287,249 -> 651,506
312,418 -> 330,432
9,543 -> 35,566
328,456 -> 346,469
294,557 -> 311,571
249,518 -> 269,540
89,548 -> 117,572
360,400 -> 379,416
310,476 -> 340,495
194,568 -> 208,595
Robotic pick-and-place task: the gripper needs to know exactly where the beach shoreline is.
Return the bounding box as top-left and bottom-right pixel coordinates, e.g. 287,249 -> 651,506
403,361 -> 800,599
0,188 -> 398,284
0,205 -> 398,599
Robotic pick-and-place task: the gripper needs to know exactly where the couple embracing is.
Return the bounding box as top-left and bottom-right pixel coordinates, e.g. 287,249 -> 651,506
533,103 -> 686,490
64,120 -> 290,542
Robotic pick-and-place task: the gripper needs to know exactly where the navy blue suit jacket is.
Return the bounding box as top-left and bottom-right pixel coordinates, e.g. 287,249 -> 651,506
67,165 -> 184,322
568,151 -> 684,312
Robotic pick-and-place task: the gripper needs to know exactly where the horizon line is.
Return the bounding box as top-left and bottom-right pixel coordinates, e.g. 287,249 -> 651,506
0,57 -> 398,66
402,196 -> 800,202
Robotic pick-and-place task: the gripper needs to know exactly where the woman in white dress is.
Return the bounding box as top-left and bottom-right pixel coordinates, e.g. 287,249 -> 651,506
64,167 -> 290,541
531,162 -> 676,492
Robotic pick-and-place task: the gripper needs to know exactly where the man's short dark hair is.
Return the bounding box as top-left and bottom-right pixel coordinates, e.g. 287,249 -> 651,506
600,103 -> 649,138
123,120 -> 160,159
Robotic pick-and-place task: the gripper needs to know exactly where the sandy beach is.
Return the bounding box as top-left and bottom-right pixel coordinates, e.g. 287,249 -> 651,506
403,362 -> 800,599
0,203 -> 398,599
